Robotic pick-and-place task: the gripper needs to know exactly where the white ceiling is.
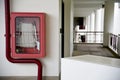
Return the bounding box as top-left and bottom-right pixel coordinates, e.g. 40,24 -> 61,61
74,0 -> 107,3
74,0 -> 106,8
73,0 -> 107,17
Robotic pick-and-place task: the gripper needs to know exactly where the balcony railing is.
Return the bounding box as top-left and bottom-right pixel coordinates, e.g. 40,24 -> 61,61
74,31 -> 103,43
109,33 -> 120,56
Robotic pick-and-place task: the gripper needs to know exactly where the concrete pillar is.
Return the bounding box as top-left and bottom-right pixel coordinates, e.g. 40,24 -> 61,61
103,0 -> 115,46
64,0 -> 73,57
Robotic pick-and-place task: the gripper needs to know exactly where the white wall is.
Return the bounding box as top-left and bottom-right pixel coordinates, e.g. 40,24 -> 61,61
103,0 -> 115,46
103,0 -> 120,46
90,12 -> 95,31
70,0 -> 74,57
95,8 -> 104,32
113,3 -> 120,35
0,0 -> 60,76
63,0 -> 74,57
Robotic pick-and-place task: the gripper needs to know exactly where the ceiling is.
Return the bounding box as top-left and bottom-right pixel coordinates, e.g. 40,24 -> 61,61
73,0 -> 107,17
74,0 -> 106,8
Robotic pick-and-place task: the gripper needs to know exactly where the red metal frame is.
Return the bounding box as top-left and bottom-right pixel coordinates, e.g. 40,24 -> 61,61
5,0 -> 42,80
11,12 -> 46,58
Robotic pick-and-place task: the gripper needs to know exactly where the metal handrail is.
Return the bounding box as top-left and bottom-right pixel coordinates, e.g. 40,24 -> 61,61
75,31 -> 103,33
74,31 -> 103,43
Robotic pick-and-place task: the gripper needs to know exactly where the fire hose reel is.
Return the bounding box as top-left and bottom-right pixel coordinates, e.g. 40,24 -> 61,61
11,12 -> 46,58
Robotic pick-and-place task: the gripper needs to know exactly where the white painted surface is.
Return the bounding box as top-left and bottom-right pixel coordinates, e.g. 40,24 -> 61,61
74,0 -> 104,17
64,0 -> 71,57
95,8 -> 104,32
90,12 -> 95,31
0,0 -> 60,76
70,0 -> 74,57
103,0 -> 115,46
113,3 -> 120,35
61,55 -> 120,80
104,1 -> 120,46
74,8 -> 97,17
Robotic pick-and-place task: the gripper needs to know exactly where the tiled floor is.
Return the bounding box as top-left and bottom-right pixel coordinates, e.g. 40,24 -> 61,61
73,43 -> 115,58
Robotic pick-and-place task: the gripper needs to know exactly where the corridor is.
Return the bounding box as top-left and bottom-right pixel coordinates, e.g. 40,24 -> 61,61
73,43 -> 116,58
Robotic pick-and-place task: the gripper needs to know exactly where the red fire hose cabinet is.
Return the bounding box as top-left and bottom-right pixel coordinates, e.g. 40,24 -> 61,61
11,12 -> 46,58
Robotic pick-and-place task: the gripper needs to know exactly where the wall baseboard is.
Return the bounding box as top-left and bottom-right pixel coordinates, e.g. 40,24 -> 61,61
0,76 -> 59,80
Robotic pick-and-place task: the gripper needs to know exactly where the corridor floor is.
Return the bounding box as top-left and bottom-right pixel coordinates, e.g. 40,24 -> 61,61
73,43 -> 115,58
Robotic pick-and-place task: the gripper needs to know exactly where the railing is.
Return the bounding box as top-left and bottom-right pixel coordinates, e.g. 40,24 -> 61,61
109,33 -> 120,55
74,31 -> 103,43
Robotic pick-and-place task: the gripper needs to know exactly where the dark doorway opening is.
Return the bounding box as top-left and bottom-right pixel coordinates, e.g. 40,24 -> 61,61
74,17 -> 85,29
